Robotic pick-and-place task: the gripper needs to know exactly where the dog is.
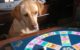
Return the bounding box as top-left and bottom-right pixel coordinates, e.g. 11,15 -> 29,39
9,0 -> 48,37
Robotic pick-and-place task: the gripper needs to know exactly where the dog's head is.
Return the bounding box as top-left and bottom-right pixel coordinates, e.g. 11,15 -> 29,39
11,0 -> 47,33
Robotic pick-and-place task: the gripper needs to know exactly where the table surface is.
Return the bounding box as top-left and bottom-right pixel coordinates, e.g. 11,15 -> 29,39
10,27 -> 80,50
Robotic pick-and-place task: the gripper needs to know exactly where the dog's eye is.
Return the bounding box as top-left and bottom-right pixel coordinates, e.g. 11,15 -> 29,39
24,13 -> 28,17
34,12 -> 38,15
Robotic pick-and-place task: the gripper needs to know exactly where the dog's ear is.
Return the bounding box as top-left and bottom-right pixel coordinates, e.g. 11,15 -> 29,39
36,1 -> 48,16
41,4 -> 48,15
11,6 -> 22,21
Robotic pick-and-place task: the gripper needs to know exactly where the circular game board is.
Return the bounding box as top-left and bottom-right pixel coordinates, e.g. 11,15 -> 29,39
24,31 -> 80,50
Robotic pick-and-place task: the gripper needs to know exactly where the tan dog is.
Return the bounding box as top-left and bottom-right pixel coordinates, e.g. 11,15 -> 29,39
9,0 -> 47,37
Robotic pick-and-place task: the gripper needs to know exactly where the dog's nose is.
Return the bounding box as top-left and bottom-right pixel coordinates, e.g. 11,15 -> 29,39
32,24 -> 37,29
29,25 -> 38,30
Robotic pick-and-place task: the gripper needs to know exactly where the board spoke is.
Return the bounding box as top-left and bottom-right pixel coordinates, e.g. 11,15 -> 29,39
59,31 -> 71,46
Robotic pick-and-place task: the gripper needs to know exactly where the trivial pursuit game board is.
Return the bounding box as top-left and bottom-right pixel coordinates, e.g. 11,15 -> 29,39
11,30 -> 80,50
